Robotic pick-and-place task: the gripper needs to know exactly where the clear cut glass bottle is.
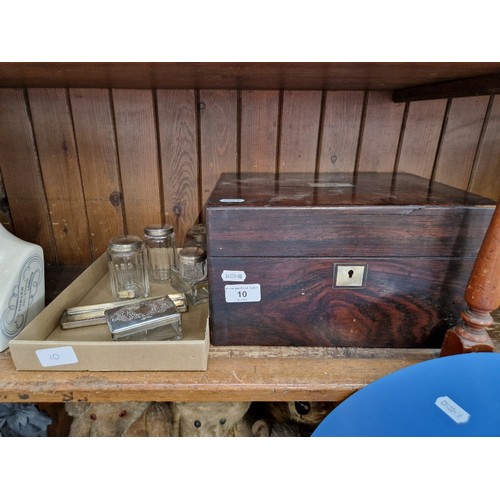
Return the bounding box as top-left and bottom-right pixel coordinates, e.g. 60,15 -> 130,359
143,224 -> 176,282
184,222 -> 206,250
178,246 -> 207,284
171,245 -> 209,305
107,235 -> 149,300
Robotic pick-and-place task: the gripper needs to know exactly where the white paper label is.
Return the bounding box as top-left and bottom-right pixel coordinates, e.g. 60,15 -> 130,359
220,198 -> 245,203
36,346 -> 78,367
435,396 -> 470,424
225,284 -> 261,303
221,270 -> 247,282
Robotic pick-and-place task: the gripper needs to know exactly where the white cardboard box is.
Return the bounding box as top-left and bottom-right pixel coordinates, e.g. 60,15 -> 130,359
9,254 -> 209,371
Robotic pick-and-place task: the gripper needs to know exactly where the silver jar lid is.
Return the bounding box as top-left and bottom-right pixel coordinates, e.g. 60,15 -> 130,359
108,235 -> 143,252
178,246 -> 206,263
144,224 -> 174,237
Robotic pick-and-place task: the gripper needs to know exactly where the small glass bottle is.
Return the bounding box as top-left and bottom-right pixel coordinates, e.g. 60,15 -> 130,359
107,235 -> 149,300
172,245 -> 209,305
184,223 -> 207,250
143,224 -> 176,282
178,246 -> 207,284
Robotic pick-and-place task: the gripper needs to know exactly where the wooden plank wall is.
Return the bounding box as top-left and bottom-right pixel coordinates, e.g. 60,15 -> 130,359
0,88 -> 499,265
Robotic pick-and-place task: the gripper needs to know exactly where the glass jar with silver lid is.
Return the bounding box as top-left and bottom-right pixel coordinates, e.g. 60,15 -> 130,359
171,245 -> 209,305
143,224 -> 176,282
184,222 -> 207,250
107,235 -> 150,300
178,246 -> 207,284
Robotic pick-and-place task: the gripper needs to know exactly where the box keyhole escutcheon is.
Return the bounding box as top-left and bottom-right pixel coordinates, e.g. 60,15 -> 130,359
333,264 -> 367,288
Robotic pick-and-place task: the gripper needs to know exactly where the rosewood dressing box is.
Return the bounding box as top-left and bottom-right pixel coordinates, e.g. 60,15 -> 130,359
205,173 -> 495,348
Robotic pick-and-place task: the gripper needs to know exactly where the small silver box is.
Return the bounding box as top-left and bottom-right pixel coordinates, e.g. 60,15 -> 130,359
104,295 -> 182,341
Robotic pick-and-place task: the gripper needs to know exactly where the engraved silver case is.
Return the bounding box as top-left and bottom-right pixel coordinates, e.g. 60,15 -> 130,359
104,295 -> 182,341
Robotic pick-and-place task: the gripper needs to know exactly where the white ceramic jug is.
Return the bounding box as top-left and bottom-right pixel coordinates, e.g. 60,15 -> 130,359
0,224 -> 45,351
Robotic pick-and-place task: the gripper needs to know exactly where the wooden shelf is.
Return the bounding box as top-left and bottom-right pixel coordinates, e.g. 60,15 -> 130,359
1,325 -> 497,404
0,346 -> 439,403
2,62 -> 500,91
0,265 -> 497,404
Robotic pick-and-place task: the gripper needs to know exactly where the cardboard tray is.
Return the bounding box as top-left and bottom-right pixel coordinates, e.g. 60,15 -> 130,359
9,254 -> 209,371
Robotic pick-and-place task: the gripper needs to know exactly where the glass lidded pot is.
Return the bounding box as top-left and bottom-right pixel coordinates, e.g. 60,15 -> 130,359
143,224 -> 176,282
107,235 -> 150,300
177,246 -> 207,284
184,222 -> 207,250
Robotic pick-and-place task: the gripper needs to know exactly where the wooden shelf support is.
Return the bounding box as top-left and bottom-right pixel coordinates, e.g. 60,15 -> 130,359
440,198 -> 500,356
393,73 -> 500,102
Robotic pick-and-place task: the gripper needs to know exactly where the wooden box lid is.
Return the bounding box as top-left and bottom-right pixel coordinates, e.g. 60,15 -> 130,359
205,173 -> 495,259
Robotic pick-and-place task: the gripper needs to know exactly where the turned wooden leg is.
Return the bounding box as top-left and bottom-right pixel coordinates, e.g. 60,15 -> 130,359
440,198 -> 500,356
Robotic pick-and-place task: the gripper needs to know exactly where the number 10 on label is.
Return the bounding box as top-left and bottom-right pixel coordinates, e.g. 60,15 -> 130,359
225,284 -> 261,303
